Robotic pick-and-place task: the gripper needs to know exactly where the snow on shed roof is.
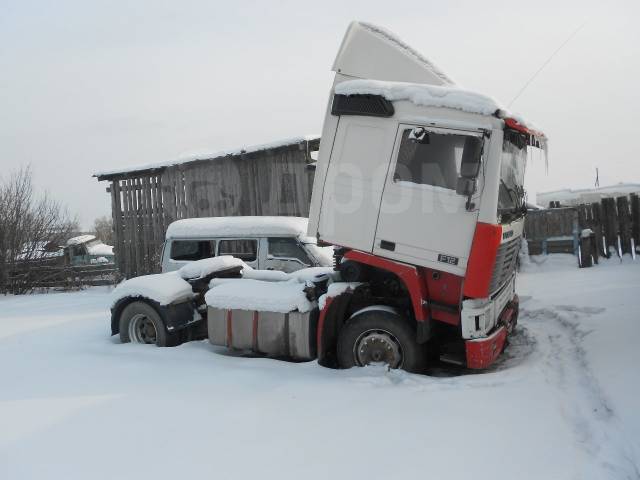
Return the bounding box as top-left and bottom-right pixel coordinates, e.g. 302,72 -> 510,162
165,216 -> 310,239
537,183 -> 640,206
94,135 -> 320,179
66,235 -> 96,246
539,183 -> 640,198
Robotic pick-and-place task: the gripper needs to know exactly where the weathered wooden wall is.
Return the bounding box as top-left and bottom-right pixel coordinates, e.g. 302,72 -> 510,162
525,193 -> 640,258
525,207 -> 579,255
105,141 -> 317,278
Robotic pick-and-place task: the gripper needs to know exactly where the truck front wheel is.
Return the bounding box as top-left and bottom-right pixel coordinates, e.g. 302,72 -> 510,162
336,310 -> 427,373
119,301 -> 177,347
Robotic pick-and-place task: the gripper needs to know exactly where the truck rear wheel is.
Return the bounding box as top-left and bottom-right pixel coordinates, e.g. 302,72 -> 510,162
119,301 -> 177,347
336,310 -> 427,373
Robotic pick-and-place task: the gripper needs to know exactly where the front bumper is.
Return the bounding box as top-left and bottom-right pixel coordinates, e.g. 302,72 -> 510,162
464,295 -> 519,369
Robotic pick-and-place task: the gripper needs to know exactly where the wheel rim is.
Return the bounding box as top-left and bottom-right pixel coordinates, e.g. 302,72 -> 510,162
353,329 -> 403,368
128,313 -> 157,344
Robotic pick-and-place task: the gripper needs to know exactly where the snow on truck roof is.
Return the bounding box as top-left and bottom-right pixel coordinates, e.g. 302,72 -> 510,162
335,80 -> 501,117
165,216 -> 310,239
94,135 -> 320,178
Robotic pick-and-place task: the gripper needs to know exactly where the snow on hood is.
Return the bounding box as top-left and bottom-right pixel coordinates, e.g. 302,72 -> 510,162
87,243 -> 114,256
335,79 -> 501,116
287,267 -> 337,283
205,278 -> 314,313
240,266 -> 337,283
178,256 -> 246,280
112,272 -> 194,307
166,216 -> 309,239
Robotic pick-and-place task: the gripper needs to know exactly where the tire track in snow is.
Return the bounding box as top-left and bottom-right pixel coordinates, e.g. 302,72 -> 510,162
521,306 -> 640,479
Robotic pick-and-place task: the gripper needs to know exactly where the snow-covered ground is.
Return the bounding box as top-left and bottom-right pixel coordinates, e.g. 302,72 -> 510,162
0,256 -> 638,480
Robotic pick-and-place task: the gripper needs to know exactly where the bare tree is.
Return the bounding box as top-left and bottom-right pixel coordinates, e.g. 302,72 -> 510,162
93,215 -> 114,245
0,167 -> 77,294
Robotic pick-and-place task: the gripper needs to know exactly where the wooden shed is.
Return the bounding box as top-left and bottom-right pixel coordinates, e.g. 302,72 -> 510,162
94,136 -> 320,278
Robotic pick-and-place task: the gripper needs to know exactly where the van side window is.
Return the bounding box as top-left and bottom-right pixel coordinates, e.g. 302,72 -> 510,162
268,238 -> 310,264
170,240 -> 215,261
394,128 -> 478,190
218,239 -> 257,262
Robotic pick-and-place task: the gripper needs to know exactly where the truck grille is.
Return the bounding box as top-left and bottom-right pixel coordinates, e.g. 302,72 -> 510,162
489,237 -> 520,294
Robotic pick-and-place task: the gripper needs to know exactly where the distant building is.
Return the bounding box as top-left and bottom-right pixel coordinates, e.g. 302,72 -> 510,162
94,136 -> 320,278
537,183 -> 640,208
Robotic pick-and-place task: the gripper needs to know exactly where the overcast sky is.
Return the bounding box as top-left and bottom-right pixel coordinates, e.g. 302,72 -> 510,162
1,0 -> 639,228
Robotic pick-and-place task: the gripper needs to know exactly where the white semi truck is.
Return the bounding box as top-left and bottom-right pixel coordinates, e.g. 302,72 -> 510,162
110,21 -> 546,372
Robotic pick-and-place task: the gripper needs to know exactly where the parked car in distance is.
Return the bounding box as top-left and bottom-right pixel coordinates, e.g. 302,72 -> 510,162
161,216 -> 334,273
66,235 -> 115,265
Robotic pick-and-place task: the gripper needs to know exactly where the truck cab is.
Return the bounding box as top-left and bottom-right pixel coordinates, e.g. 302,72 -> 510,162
305,21 -> 546,370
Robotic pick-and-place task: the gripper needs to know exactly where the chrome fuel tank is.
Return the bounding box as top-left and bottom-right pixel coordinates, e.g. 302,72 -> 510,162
207,307 -> 317,361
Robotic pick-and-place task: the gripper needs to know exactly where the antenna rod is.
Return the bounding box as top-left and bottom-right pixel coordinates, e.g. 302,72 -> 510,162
508,21 -> 586,108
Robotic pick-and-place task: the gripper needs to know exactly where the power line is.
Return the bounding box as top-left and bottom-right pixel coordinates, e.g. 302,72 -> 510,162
508,21 -> 587,108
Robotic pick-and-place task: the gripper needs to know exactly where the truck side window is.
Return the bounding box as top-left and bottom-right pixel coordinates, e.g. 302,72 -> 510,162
268,238 -> 310,264
218,239 -> 258,262
394,129 -> 469,190
170,240 -> 215,261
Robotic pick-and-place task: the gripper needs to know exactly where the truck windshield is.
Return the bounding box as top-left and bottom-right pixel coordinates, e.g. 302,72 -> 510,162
498,134 -> 527,216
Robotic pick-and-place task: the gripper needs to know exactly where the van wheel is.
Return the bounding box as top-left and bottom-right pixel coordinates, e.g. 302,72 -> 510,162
119,301 -> 177,347
337,310 -> 427,373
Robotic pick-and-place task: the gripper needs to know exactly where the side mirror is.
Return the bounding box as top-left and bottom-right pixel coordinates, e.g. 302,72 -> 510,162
456,177 -> 476,196
409,127 -> 430,144
459,136 -> 483,178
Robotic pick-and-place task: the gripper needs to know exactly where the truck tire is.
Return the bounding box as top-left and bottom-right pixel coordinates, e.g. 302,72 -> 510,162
119,301 -> 177,347
336,310 -> 427,373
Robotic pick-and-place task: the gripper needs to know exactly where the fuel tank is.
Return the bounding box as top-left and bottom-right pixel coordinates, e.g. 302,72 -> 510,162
207,307 -> 317,360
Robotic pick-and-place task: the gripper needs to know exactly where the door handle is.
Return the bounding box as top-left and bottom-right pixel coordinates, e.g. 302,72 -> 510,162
380,240 -> 395,251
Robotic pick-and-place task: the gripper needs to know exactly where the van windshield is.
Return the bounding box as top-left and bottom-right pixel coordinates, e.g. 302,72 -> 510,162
300,237 -> 334,267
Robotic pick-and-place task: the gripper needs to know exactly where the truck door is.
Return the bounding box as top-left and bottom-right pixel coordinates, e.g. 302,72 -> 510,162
373,124 -> 482,275
316,117 -> 397,253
